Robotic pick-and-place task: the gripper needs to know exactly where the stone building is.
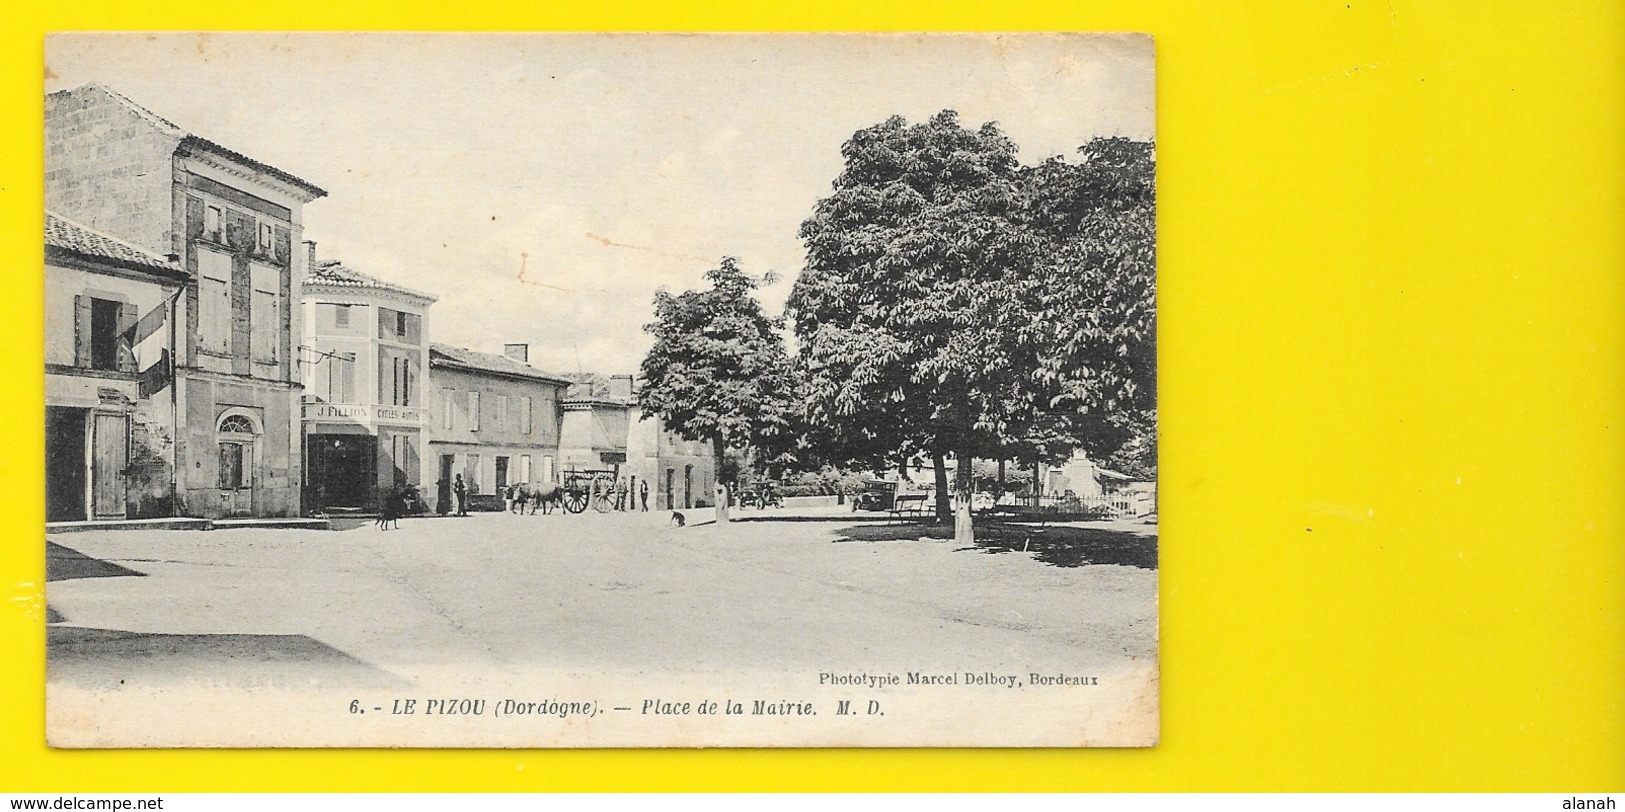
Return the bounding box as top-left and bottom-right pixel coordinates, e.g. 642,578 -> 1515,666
558,374 -> 634,480
45,84 -> 326,518
559,374 -> 718,510
300,247 -> 436,513
44,213 -> 190,522
426,344 -> 570,513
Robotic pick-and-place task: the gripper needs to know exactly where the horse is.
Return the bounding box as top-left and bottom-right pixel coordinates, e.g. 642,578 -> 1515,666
508,481 -> 566,515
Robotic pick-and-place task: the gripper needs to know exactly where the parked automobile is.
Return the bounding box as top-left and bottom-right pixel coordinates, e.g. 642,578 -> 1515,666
852,480 -> 899,511
737,483 -> 783,509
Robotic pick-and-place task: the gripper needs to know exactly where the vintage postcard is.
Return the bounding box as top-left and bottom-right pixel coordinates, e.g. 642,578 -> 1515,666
42,32 -> 1157,747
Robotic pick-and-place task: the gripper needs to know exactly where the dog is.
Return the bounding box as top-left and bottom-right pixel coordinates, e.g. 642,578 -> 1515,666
670,511 -> 686,527
377,491 -> 403,531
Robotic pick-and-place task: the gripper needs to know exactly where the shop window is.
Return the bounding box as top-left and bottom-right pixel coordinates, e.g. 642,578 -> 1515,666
390,433 -> 419,488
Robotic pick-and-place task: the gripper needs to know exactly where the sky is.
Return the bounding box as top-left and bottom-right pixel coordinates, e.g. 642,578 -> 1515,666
45,33 -> 1154,376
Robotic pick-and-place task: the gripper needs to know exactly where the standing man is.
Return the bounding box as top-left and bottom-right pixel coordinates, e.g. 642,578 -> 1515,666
453,474 -> 468,517
615,477 -> 628,511
639,479 -> 649,512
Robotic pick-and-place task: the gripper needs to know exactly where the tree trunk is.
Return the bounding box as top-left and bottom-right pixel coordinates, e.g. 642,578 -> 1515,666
996,456 -> 1006,501
954,440 -> 975,546
713,437 -> 730,524
932,452 -> 951,525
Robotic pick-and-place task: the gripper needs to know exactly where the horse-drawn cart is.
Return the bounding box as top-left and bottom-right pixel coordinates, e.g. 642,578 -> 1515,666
559,468 -> 618,514
507,469 -> 622,515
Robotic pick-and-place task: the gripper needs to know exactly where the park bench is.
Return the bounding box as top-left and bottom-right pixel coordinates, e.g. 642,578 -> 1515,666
889,493 -> 930,521
983,503 -> 1056,528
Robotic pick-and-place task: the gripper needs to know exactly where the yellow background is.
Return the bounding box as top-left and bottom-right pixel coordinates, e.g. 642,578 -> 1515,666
3,0 -> 1622,792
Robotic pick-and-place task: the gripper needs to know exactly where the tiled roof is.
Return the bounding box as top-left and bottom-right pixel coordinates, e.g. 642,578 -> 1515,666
45,212 -> 188,281
429,343 -> 572,385
58,84 -> 326,200
305,260 -> 437,301
559,372 -> 634,405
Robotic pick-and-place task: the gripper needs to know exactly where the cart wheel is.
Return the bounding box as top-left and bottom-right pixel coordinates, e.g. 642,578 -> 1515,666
564,491 -> 588,514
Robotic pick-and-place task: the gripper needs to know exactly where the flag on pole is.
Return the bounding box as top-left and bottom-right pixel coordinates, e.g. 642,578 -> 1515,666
121,299 -> 169,347
138,348 -> 172,399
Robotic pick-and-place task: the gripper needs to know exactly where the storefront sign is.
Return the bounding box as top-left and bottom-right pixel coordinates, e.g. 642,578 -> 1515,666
304,403 -> 424,424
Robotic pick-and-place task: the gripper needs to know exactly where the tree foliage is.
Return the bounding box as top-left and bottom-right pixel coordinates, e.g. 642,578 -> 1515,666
787,112 -> 1157,542
639,257 -> 797,522
787,111 -> 1044,541
1019,137 -> 1157,471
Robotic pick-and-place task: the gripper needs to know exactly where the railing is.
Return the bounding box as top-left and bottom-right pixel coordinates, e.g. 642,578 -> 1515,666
995,491 -> 1156,519
873,489 -> 1157,520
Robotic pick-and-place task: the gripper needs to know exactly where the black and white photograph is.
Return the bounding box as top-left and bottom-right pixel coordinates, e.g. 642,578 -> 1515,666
41,32 -> 1157,747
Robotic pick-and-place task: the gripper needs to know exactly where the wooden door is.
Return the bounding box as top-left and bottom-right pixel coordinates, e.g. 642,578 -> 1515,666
91,413 -> 127,518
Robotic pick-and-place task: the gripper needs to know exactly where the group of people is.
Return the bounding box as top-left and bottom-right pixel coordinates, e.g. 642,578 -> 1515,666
608,477 -> 650,512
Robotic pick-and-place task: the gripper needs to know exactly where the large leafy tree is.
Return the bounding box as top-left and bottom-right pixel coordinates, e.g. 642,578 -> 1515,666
640,257 -> 797,523
1017,137 -> 1157,479
787,111 -> 1044,543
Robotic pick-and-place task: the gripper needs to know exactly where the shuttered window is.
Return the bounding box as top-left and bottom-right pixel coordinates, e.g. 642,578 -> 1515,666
197,248 -> 232,355
377,350 -> 419,406
326,353 -> 354,402
250,262 -> 280,363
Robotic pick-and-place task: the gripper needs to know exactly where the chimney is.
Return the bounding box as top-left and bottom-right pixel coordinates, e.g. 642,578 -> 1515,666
503,343 -> 530,364
304,240 -> 317,269
609,374 -> 634,400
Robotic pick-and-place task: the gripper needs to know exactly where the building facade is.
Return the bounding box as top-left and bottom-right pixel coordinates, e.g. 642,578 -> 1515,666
558,374 -> 634,479
46,83 -> 326,518
426,344 -> 569,513
44,213 -> 190,522
559,374 -> 718,510
300,249 -> 436,513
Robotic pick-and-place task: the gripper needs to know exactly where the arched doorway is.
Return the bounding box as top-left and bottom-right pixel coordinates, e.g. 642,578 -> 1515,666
216,410 -> 262,517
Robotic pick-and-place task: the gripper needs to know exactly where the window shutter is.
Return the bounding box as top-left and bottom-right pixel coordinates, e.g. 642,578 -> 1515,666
116,302 -> 139,372
73,295 -> 92,368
